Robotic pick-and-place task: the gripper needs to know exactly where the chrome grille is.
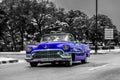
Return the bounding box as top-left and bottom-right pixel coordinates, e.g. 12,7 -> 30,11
32,50 -> 62,58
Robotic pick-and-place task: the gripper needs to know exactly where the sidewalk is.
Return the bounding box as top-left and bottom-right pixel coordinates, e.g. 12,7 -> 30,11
90,48 -> 120,54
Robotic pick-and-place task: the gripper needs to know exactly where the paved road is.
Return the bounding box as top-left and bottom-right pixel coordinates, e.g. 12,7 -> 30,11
0,53 -> 120,80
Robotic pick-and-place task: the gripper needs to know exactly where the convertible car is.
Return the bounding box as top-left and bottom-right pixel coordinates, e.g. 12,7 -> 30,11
25,32 -> 90,67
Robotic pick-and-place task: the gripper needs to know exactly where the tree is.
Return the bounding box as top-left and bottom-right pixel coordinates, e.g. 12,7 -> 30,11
29,0 -> 57,36
0,0 -> 61,51
63,10 -> 89,41
0,9 -> 7,37
88,14 -> 118,45
0,0 -> 33,51
0,8 -> 9,51
43,8 -> 67,33
0,0 -> 118,51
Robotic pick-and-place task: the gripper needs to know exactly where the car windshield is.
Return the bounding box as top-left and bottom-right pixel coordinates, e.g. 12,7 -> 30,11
41,34 -> 72,42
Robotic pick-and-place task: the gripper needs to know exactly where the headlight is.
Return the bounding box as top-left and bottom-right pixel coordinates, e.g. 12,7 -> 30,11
26,47 -> 32,52
63,45 -> 69,50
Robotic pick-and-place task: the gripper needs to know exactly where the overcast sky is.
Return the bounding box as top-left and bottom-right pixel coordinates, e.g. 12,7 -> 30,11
54,0 -> 120,30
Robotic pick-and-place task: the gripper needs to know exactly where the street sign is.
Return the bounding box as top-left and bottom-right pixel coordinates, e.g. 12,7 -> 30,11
104,29 -> 114,40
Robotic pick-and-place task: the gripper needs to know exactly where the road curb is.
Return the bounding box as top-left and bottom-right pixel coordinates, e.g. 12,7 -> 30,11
90,52 -> 108,55
0,59 -> 18,64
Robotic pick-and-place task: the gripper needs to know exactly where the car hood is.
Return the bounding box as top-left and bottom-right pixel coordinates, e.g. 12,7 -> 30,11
37,41 -> 73,49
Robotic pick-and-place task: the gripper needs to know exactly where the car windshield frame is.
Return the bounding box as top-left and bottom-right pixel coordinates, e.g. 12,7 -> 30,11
41,33 -> 75,42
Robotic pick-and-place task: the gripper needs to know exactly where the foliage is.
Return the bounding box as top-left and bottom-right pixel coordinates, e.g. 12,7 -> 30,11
63,10 -> 89,41
0,0 -> 119,51
88,14 -> 118,45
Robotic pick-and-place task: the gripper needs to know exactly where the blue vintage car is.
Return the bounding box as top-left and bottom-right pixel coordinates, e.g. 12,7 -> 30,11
25,32 -> 90,67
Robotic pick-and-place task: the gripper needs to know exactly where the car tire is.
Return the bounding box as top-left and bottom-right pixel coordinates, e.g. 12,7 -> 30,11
65,60 -> 72,67
81,58 -> 87,64
51,62 -> 56,65
87,54 -> 90,57
30,62 -> 38,67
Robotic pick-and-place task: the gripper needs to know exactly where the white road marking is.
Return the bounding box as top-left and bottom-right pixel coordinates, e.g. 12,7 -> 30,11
89,64 -> 109,71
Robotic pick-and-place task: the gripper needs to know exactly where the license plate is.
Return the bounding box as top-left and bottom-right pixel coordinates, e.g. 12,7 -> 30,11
40,58 -> 49,61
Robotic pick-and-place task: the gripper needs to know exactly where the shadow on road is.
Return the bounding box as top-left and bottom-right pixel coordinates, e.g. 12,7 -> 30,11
27,62 -> 108,68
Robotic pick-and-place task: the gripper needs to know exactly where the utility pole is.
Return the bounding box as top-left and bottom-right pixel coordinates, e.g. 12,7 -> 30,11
95,0 -> 98,54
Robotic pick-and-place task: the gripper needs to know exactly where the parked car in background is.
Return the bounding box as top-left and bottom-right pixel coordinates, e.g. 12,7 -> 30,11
25,32 -> 90,67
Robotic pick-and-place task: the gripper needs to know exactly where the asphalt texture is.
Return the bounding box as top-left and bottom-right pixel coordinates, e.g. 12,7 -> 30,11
0,52 -> 120,80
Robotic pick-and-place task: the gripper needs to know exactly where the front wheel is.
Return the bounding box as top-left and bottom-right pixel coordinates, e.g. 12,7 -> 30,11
30,62 -> 38,67
65,59 -> 72,67
51,62 -> 56,65
81,58 -> 87,64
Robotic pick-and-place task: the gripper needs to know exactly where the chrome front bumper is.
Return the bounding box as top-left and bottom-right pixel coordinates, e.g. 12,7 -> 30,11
25,49 -> 71,63
25,57 -> 71,63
